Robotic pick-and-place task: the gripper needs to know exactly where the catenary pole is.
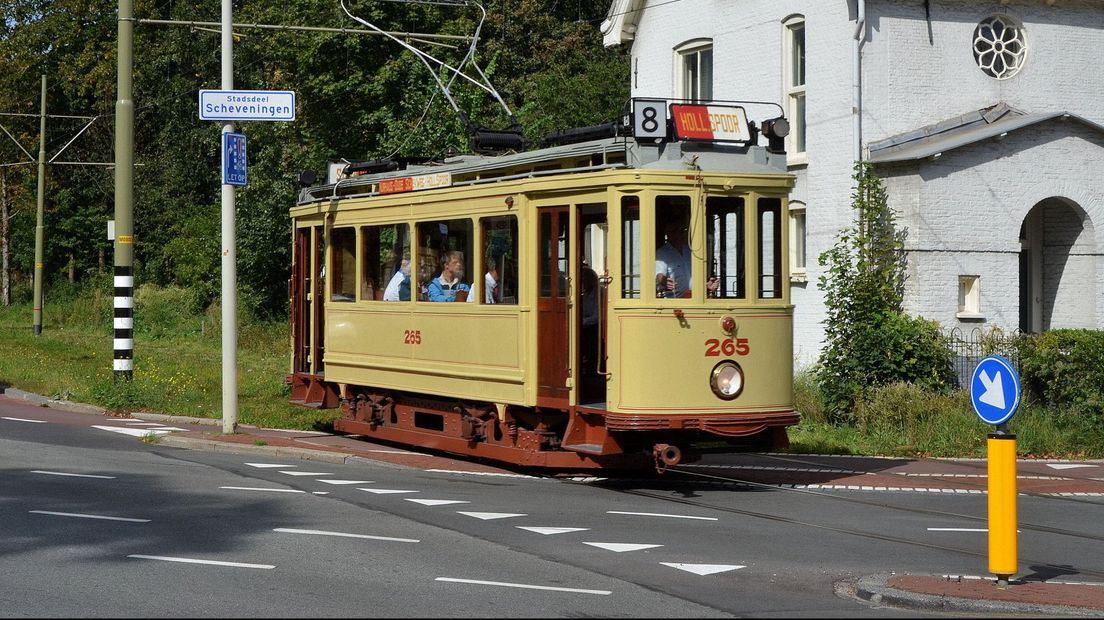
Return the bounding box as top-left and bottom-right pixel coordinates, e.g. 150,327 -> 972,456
32,75 -> 46,336
221,0 -> 238,434
113,0 -> 135,380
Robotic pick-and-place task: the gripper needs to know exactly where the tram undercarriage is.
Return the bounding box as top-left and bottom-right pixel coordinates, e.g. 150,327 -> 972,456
289,372 -> 796,471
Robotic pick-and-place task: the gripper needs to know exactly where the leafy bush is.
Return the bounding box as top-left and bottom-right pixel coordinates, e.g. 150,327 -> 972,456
1017,329 -> 1104,422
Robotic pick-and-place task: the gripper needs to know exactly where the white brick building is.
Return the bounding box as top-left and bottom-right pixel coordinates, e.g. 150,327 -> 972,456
602,0 -> 1104,366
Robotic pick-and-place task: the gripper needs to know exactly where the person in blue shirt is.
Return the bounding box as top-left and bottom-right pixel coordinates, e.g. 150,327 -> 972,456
427,251 -> 472,302
655,218 -> 719,298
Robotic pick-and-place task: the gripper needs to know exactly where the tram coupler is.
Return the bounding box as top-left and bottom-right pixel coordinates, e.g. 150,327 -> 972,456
653,443 -> 683,473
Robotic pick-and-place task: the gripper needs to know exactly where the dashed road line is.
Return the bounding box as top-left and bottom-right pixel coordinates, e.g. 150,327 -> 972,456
2,416 -> 47,423
31,470 -> 115,479
30,510 -> 149,522
127,555 -> 274,569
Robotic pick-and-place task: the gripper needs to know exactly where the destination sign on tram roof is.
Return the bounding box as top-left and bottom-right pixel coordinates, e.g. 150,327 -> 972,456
671,104 -> 751,142
378,172 -> 452,195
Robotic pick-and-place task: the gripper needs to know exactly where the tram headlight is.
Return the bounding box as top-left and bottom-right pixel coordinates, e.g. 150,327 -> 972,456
710,361 -> 744,400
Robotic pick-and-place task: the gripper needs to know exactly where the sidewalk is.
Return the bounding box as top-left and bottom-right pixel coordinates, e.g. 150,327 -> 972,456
7,386 -> 1104,617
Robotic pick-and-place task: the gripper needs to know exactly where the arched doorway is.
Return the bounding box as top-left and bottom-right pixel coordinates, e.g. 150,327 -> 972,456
1018,198 -> 1096,332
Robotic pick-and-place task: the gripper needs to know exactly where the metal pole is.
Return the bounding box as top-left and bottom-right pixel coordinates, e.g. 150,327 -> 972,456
113,0 -> 135,381
32,75 -> 46,335
221,0 -> 238,434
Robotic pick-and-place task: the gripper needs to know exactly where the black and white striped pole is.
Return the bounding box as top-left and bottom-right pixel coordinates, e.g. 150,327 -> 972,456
113,0 -> 135,381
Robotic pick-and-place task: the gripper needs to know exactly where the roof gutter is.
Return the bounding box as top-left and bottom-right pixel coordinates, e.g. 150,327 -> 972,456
853,0 -> 866,163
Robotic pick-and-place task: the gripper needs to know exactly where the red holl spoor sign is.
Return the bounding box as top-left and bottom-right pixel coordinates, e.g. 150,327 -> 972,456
671,104 -> 751,142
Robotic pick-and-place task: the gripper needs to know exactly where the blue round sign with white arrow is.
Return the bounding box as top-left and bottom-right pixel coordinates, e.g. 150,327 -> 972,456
970,355 -> 1022,426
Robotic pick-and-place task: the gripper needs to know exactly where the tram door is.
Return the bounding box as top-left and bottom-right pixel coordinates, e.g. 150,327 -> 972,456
577,204 -> 608,407
537,206 -> 570,407
291,225 -> 325,375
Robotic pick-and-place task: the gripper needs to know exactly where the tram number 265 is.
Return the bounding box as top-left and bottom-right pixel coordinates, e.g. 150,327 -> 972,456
403,329 -> 422,345
704,338 -> 749,357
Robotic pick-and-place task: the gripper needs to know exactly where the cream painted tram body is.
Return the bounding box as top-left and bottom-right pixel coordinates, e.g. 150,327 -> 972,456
289,100 -> 798,470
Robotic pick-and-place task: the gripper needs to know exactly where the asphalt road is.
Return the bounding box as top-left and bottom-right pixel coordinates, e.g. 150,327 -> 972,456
3,396 -> 1103,617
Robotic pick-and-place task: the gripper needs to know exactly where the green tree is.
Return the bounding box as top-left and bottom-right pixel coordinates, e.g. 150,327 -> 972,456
816,162 -> 953,422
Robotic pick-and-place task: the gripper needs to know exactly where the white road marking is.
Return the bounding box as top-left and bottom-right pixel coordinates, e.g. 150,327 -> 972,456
517,527 -> 589,536
2,416 -> 47,423
405,499 -> 470,506
31,470 -> 115,479
316,479 -> 374,485
92,425 -> 173,437
358,488 -> 419,494
127,555 -> 274,569
582,542 -> 662,553
457,511 -> 528,521
273,528 -> 419,543
661,563 -> 745,576
1048,463 -> 1098,470
607,510 -> 718,521
278,471 -> 333,476
311,492 -> 329,495
30,510 -> 148,522
435,577 -> 610,595
219,486 -> 306,493
245,463 -> 293,468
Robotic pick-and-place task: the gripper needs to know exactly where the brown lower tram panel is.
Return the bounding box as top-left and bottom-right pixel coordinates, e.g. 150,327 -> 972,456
289,372 -> 798,470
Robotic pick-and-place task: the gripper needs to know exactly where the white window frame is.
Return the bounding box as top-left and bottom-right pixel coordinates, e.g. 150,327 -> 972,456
783,15 -> 806,164
789,202 -> 807,282
675,39 -> 713,102
957,275 -> 984,319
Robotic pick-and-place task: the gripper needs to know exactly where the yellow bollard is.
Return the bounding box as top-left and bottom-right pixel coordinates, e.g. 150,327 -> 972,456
988,432 -> 1018,585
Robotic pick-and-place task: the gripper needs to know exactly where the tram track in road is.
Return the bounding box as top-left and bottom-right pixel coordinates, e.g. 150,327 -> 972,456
586,464 -> 1104,581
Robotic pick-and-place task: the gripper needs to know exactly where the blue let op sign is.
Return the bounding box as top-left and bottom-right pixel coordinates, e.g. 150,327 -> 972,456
223,133 -> 247,187
970,356 -> 1022,426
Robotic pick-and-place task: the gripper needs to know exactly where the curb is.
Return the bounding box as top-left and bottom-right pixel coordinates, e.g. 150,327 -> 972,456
157,435 -> 360,465
842,574 -> 1101,617
1,386 -> 105,416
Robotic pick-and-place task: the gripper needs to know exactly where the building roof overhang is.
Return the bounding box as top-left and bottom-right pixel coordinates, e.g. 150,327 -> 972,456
868,102 -> 1104,164
601,0 -> 646,47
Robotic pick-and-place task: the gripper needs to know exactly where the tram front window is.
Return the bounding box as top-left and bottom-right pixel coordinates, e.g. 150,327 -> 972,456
620,197 -> 640,299
654,196 -> 692,299
707,196 -> 746,299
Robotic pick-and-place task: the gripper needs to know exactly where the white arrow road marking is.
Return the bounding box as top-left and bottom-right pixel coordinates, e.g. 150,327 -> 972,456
30,510 -> 149,522
358,488 -> 419,494
245,463 -> 293,468
582,542 -> 663,553
660,563 -> 745,576
31,470 -> 115,479
517,527 -> 590,536
405,499 -> 470,506
1047,463 -> 1098,470
127,555 -> 274,569
316,479 -> 374,485
607,510 -> 718,521
2,416 -> 47,423
278,471 -> 333,476
273,528 -> 419,543
457,511 -> 528,520
435,578 -> 610,595
92,425 -> 173,437
978,370 -> 1006,409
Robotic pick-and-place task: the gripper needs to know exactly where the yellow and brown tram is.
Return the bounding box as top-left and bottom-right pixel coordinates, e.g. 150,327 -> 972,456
288,99 -> 798,470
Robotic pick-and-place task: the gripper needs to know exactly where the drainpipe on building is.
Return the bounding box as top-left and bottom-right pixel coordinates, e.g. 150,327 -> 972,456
853,0 -> 866,163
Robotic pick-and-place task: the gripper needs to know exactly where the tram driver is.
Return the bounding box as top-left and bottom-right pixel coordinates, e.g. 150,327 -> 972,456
655,217 -> 719,298
427,250 -> 473,302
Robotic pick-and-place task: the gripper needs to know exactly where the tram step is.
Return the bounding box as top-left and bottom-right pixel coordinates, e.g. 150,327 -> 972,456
562,442 -> 604,454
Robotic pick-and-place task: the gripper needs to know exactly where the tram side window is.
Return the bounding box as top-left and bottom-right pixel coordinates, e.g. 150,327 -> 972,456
707,196 -> 746,299
481,215 -> 518,304
654,195 -> 692,299
758,198 -> 783,299
620,196 -> 640,299
362,223 -> 410,301
329,227 -> 356,302
416,219 -> 474,302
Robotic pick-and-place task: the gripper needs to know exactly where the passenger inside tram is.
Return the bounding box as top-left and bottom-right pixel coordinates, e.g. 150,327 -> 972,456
427,250 -> 473,302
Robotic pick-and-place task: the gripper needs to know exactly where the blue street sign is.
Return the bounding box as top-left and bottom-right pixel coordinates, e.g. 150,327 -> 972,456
223,132 -> 247,186
970,355 -> 1022,426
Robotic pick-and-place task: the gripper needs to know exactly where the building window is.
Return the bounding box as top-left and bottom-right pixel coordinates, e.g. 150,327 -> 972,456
973,15 -> 1026,80
789,203 -> 806,282
676,40 -> 712,102
783,16 -> 806,158
958,275 -> 983,318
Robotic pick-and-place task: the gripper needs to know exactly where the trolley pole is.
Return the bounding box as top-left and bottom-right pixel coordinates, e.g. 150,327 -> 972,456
32,75 -> 46,336
220,0 -> 239,434
113,0 -> 135,381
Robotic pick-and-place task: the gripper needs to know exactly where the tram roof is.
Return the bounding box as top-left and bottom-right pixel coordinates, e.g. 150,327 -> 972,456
296,136 -> 789,206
